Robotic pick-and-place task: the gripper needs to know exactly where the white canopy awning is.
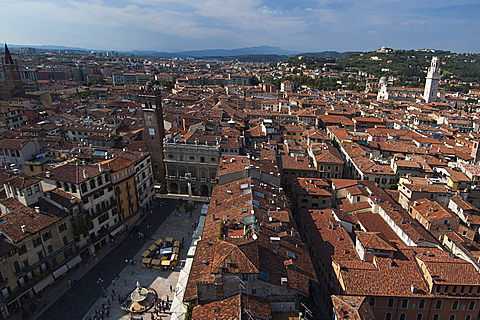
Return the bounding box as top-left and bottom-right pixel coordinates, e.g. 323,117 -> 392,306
33,275 -> 55,294
52,265 -> 68,279
110,225 -> 124,237
66,255 -> 82,269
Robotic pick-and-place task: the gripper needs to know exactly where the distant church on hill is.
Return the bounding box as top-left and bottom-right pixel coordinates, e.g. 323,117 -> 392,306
0,43 -> 26,100
377,56 -> 440,103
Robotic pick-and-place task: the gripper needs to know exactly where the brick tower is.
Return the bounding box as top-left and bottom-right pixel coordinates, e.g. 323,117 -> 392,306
0,43 -> 25,99
140,85 -> 166,187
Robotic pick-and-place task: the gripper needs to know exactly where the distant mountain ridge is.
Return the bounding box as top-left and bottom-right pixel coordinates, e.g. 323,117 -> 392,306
129,46 -> 296,58
7,43 -> 356,57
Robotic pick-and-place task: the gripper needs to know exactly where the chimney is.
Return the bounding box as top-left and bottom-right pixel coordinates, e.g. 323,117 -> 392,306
45,171 -> 51,177
98,163 -> 104,172
21,225 -> 26,233
83,169 -> 88,179
34,207 -> 40,213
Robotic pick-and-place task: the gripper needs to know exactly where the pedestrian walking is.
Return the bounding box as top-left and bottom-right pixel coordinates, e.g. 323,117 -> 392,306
124,279 -> 127,286
111,279 -> 115,286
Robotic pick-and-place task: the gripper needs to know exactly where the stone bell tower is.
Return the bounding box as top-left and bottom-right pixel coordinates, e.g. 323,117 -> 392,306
423,56 -> 440,103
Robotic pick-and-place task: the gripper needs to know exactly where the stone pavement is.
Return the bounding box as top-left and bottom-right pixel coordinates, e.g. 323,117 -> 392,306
83,204 -> 202,320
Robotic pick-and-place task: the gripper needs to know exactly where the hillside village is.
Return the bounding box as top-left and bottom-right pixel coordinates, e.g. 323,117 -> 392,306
1,44 -> 480,319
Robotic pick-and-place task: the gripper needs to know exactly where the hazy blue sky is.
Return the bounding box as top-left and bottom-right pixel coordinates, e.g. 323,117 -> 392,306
1,0 -> 479,53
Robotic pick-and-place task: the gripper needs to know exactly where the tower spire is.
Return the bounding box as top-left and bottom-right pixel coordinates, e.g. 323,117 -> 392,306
4,43 -> 15,65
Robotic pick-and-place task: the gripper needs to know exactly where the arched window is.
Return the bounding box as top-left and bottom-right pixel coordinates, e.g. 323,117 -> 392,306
419,299 -> 426,309
385,313 -> 392,320
81,183 -> 87,193
416,314 -> 423,320
465,315 -> 472,320
369,297 -> 376,307
435,300 -> 443,310
468,301 -> 475,311
71,184 -> 77,193
399,313 -> 406,320
402,299 -> 409,309
56,181 -> 62,188
449,315 -> 455,320
89,180 -> 96,189
452,300 -> 459,310
63,182 -> 70,192
433,315 -> 439,320
387,298 -> 394,308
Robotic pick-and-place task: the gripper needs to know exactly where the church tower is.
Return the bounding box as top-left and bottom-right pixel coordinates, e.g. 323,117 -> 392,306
423,56 -> 440,103
140,85 -> 166,186
1,43 -> 25,99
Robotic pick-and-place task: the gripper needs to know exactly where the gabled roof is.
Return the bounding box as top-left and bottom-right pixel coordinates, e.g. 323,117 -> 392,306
356,231 -> 397,252
210,240 -> 260,274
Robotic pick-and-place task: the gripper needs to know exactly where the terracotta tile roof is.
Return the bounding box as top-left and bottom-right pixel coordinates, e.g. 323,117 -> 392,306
361,181 -> 439,246
293,178 -> 331,196
355,212 -> 405,247
315,148 -> 344,164
355,231 -> 397,252
186,176 -> 317,302
44,188 -> 82,209
332,179 -> 360,191
210,240 -> 260,274
346,186 -> 370,197
0,198 -> 67,243
5,175 -> 41,189
191,293 -> 271,320
449,195 -> 479,212
332,295 -> 376,320
37,162 -> 106,184
0,138 -> 31,150
411,198 -> 455,221
415,249 -> 480,286
279,154 -> 315,171
217,155 -> 279,178
339,202 -> 371,213
98,157 -> 134,172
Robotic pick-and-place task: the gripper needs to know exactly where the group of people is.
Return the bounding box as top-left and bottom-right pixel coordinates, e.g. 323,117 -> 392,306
148,296 -> 171,319
88,300 -> 112,320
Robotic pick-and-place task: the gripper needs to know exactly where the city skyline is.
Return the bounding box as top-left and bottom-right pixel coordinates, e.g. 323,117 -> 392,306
1,0 -> 480,53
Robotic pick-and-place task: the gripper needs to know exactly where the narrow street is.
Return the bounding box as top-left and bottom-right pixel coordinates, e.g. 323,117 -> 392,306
36,199 -> 179,320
